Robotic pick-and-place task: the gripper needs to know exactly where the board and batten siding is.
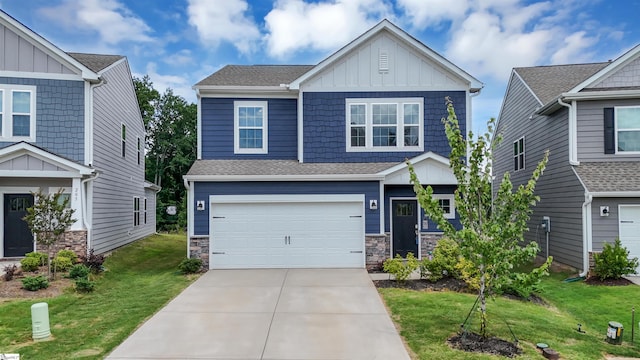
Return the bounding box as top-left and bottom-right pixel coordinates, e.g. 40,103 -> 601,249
591,197 -> 640,251
200,97 -> 298,160
577,99 -> 640,162
494,74 -> 585,269
91,59 -> 153,254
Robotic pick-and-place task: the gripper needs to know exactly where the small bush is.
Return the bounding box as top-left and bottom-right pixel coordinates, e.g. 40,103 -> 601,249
22,275 -> 49,291
420,238 -> 461,281
56,249 -> 79,264
81,249 -> 105,273
75,277 -> 95,293
25,251 -> 48,266
69,264 -> 91,279
594,238 -> 640,280
20,256 -> 41,272
3,264 -> 20,281
500,257 -> 553,299
383,253 -> 419,282
52,256 -> 73,272
178,257 -> 203,274
456,257 -> 481,290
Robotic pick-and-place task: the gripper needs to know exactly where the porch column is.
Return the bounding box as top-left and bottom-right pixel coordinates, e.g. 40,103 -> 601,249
70,177 -> 84,230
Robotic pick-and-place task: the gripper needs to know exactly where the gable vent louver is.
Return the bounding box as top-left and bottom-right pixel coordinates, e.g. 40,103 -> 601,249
379,50 -> 389,73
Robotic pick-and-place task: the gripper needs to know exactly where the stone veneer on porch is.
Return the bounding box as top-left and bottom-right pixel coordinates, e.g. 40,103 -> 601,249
36,230 -> 87,257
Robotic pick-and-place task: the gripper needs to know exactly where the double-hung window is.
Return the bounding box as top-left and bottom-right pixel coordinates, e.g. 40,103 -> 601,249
133,197 -> 140,227
615,106 -> 640,153
0,85 -> 36,141
513,137 -> 525,171
346,98 -> 423,151
234,101 -> 268,154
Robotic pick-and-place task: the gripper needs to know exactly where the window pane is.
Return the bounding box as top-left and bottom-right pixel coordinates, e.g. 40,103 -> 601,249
373,126 -> 396,146
404,126 -> 419,146
350,127 -> 366,147
239,129 -> 263,149
618,131 -> 640,152
618,108 -> 640,129
0,90 -> 3,112
404,104 -> 419,124
12,91 -> 30,113
239,106 -> 263,127
439,199 -> 451,213
350,104 -> 365,125
13,115 -> 30,136
372,104 -> 397,124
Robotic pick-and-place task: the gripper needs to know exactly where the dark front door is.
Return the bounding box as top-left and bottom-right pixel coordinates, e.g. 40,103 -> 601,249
392,199 -> 418,258
4,194 -> 34,257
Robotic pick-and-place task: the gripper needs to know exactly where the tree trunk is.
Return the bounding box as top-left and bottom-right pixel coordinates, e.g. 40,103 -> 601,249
479,267 -> 487,337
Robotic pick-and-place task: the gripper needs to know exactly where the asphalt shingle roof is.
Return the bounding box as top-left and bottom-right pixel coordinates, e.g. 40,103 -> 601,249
186,159 -> 399,176
195,65 -> 315,87
573,162 -> 640,192
515,63 -> 609,105
67,52 -> 124,73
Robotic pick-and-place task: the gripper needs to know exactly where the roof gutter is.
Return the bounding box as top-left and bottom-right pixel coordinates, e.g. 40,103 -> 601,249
183,174 -> 386,182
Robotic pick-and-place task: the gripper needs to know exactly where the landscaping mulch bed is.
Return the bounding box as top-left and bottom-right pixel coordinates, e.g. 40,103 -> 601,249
373,277 -> 469,292
448,331 -> 521,358
584,276 -> 633,286
0,266 -> 73,300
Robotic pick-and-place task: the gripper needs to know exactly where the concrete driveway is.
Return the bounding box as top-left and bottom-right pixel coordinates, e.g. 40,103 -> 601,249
106,268 -> 411,360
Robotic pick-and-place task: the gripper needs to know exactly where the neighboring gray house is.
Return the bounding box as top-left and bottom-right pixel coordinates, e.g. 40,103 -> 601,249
493,43 -> 640,274
0,10 -> 158,259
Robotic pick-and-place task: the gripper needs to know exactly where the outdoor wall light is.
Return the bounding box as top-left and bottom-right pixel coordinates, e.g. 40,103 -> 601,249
196,201 -> 205,211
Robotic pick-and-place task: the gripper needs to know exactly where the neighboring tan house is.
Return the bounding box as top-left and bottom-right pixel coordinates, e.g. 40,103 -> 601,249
0,10 -> 159,259
493,43 -> 640,274
184,20 -> 483,270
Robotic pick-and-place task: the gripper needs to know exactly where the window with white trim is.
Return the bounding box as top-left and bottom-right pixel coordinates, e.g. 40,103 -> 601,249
121,124 -> 126,158
513,137 -> 525,171
346,98 -> 423,151
133,197 -> 140,227
433,194 -> 455,219
234,101 -> 268,154
615,106 -> 640,153
0,85 -> 36,141
137,136 -> 141,165
144,197 -> 148,225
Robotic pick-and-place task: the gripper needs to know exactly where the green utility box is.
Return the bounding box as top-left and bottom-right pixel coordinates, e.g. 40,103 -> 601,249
606,321 -> 623,345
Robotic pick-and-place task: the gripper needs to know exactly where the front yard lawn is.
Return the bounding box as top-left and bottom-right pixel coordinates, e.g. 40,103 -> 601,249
0,233 -> 197,359
380,272 -> 640,359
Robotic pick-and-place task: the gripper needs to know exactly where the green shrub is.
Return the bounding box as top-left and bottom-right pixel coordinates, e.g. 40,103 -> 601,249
75,277 -> 95,293
594,238 -> 640,280
420,238 -> 461,281
3,264 -> 19,281
20,256 -> 41,272
52,256 -> 73,272
178,257 -> 203,274
25,251 -> 48,266
22,275 -> 49,291
81,249 -> 105,273
500,257 -> 552,299
383,253 -> 419,282
69,264 -> 91,279
56,249 -> 79,264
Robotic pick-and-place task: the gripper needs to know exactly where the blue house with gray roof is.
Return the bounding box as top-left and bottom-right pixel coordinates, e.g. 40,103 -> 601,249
185,20 -> 482,269
0,10 -> 158,259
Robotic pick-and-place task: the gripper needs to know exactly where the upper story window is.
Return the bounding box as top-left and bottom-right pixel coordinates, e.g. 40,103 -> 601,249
121,124 -> 126,158
0,85 -> 37,142
513,137 -> 525,171
346,98 -> 423,152
615,106 -> 640,153
137,137 -> 141,165
234,101 -> 268,154
133,196 -> 140,227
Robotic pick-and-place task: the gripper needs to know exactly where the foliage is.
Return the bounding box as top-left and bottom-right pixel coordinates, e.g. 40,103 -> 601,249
56,249 -> 79,264
178,257 -> 203,274
408,99 -> 551,336
3,264 -> 19,281
21,275 -> 49,291
52,256 -> 73,272
23,189 -> 75,279
133,76 -> 196,231
75,277 -> 96,293
25,251 -> 47,266
593,238 -> 639,280
420,238 -> 462,281
500,261 -> 552,299
68,264 -> 91,280
81,248 -> 106,273
20,256 -> 41,272
383,253 -> 419,282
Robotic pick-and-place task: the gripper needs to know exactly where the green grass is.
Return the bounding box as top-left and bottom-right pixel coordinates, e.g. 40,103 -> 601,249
380,272 -> 640,359
0,233 -> 197,359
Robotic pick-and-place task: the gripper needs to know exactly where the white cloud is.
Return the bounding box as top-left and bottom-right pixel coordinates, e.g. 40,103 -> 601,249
163,49 -> 195,67
264,0 -> 393,59
550,31 -> 598,64
187,0 -> 260,55
39,0 -> 153,45
397,0 -> 470,28
138,62 -> 194,103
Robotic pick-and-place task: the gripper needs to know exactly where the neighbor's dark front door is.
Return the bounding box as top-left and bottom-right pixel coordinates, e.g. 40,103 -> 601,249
392,199 -> 418,258
4,194 -> 34,257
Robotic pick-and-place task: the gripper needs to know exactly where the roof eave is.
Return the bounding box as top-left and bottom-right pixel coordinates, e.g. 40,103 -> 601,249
183,174 -> 385,182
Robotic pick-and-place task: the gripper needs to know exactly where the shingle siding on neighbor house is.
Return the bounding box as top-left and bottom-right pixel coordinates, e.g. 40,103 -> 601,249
577,99 -> 640,162
494,74 -> 585,268
193,181 -> 380,235
0,77 -> 84,162
200,97 -> 298,160
302,91 -> 465,163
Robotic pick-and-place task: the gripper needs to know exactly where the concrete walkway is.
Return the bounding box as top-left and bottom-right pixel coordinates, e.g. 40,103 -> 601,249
106,268 -> 411,360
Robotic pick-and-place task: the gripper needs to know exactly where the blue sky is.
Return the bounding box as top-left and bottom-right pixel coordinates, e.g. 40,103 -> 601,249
1,0 -> 639,135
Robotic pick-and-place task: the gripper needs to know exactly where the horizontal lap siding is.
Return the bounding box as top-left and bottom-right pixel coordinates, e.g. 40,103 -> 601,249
200,98 -> 297,159
193,181 -> 380,235
591,198 -> 640,251
302,91 -> 465,163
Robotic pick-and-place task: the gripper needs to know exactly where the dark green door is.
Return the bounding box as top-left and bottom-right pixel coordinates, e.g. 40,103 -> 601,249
4,194 -> 34,257
392,199 -> 418,258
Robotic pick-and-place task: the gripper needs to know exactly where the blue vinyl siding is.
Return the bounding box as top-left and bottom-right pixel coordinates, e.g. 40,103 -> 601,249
384,185 -> 461,232
193,181 -> 380,234
303,91 -> 466,163
200,97 -> 297,159
0,77 -> 84,162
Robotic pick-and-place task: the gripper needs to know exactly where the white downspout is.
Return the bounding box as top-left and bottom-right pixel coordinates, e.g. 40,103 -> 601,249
580,193 -> 593,277
183,178 -> 192,258
558,98 -> 579,165
81,171 -> 100,255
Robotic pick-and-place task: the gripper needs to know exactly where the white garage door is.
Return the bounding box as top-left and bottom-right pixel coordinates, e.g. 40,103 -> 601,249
619,205 -> 640,273
209,195 -> 365,269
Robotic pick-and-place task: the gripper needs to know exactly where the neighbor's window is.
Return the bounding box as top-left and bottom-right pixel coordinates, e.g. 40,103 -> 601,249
234,101 -> 268,154
433,194 -> 455,219
513,137 -> 525,171
346,98 -> 423,152
121,124 -> 126,158
137,137 -> 141,165
0,85 -> 36,141
133,197 -> 140,226
616,106 -> 640,153
144,198 -> 148,225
